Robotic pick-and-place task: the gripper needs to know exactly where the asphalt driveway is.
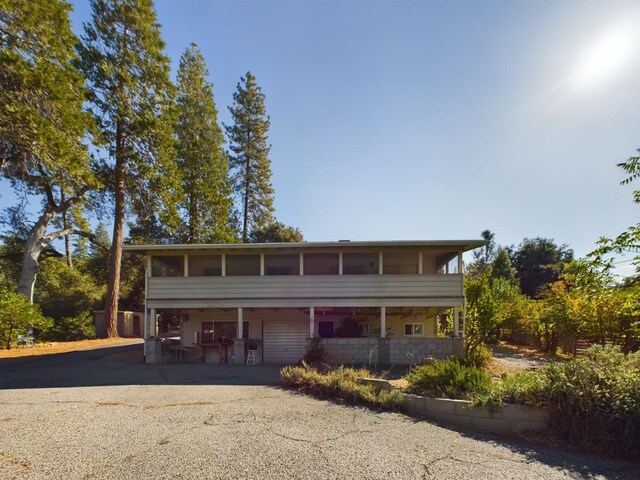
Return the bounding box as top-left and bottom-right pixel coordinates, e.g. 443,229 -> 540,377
1,344 -> 637,479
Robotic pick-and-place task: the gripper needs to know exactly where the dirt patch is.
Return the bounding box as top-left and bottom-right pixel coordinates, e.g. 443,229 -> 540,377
0,338 -> 142,358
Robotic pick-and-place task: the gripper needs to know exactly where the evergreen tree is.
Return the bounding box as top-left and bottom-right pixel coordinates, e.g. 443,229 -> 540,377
491,247 -> 517,285
175,44 -> 233,243
225,72 -> 275,242
0,0 -> 98,302
248,221 -> 303,243
78,0 -> 181,337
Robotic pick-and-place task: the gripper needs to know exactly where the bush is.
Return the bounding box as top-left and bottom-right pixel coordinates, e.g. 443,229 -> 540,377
463,344 -> 492,367
281,364 -> 403,409
44,312 -> 96,342
303,336 -> 327,364
405,358 -> 493,400
481,345 -> 640,457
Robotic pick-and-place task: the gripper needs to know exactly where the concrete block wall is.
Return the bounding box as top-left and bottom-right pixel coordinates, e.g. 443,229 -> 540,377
320,338 -> 380,364
388,337 -> 463,364
319,337 -> 463,365
402,394 -> 549,436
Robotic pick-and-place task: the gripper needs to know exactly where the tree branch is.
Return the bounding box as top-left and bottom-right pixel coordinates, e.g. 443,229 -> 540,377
43,228 -> 109,251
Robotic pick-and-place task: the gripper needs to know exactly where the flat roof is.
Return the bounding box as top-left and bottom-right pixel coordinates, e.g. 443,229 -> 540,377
123,239 -> 487,253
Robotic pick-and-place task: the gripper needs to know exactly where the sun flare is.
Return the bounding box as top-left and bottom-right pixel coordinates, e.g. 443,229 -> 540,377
571,22 -> 639,91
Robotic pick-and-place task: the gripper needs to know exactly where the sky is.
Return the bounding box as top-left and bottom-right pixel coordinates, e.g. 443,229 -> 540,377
2,0 -> 640,275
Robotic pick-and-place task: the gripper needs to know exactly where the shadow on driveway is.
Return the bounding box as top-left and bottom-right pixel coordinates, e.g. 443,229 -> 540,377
0,343 -> 283,389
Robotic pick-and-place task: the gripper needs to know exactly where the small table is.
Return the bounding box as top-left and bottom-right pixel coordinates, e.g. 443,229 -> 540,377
195,342 -> 234,363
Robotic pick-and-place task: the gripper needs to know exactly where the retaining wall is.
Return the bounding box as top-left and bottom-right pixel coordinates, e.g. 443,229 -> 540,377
402,393 -> 549,436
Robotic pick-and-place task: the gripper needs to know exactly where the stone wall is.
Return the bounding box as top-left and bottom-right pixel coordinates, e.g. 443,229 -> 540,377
319,337 -> 463,365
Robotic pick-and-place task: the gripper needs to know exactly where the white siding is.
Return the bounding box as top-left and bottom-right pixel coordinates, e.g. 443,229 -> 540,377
148,274 -> 462,302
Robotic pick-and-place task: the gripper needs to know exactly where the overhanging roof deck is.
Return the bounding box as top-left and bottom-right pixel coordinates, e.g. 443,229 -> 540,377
123,239 -> 487,254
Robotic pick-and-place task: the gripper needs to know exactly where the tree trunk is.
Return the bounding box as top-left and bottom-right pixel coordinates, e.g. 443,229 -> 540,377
61,188 -> 73,267
188,192 -> 196,243
242,157 -> 250,243
17,209 -> 55,302
103,123 -> 126,338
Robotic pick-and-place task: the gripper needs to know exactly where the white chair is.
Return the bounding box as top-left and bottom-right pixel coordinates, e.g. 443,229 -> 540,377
246,349 -> 257,365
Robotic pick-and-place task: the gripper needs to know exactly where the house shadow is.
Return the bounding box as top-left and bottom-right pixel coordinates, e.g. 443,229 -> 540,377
0,343 -> 283,389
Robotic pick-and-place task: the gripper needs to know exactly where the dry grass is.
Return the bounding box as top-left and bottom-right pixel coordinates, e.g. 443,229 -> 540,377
0,338 -> 142,358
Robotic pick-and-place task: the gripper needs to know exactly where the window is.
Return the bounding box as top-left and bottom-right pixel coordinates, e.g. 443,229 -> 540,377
265,253 -> 299,275
304,253 -> 339,275
151,256 -> 184,277
404,323 -> 424,336
384,252 -> 418,274
201,321 -> 249,343
318,321 -> 334,338
343,252 -> 378,274
226,254 -> 260,276
189,255 -> 222,276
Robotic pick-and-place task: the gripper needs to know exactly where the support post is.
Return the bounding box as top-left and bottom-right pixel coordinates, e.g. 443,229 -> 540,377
462,297 -> 467,339
457,251 -> 463,275
453,306 -> 459,337
379,251 -> 383,274
184,254 -> 189,277
338,252 -> 343,275
237,307 -> 243,338
309,307 -> 315,337
418,251 -> 423,274
299,252 -> 304,275
221,254 -> 226,276
150,308 -> 157,337
260,254 -> 265,276
380,306 -> 386,338
144,257 -> 149,357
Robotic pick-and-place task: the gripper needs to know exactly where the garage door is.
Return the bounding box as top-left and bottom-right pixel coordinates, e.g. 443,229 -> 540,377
263,319 -> 308,364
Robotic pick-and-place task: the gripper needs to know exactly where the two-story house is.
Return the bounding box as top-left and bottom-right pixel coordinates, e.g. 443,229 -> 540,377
124,240 -> 485,365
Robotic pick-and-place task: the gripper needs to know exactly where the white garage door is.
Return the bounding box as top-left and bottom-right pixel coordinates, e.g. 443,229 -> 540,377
263,319 -> 308,364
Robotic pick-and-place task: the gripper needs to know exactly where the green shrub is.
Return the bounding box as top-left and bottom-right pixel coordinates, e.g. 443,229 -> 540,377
480,345 -> 640,457
302,336 -> 327,364
463,344 -> 492,367
45,312 -> 96,342
280,364 -> 403,409
405,359 -> 493,400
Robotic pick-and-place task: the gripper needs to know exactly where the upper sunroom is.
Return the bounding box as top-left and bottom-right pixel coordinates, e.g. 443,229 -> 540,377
123,239 -> 487,278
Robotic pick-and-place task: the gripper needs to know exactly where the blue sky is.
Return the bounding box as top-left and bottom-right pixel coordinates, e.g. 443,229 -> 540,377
3,0 -> 640,274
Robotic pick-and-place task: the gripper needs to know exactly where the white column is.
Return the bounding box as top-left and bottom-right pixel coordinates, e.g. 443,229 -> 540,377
299,252 -> 304,275
150,308 -> 157,337
237,307 -> 243,338
457,251 -> 463,275
221,254 -> 226,276
453,306 -> 459,337
260,253 -> 265,276
462,297 -> 467,339
309,307 -> 315,337
184,254 -> 189,277
418,251 -> 423,274
379,252 -> 383,274
338,252 -> 343,275
380,306 -> 386,338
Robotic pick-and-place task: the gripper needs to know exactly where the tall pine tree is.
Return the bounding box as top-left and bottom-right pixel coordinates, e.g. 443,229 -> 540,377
78,0 -> 180,337
175,44 -> 233,243
0,0 -> 97,302
225,72 -> 274,243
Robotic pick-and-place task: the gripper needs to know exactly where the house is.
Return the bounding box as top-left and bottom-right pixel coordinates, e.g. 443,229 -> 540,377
123,240 -> 485,365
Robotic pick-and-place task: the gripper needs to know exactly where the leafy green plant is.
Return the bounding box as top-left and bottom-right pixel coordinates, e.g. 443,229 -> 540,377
0,289 -> 53,349
303,336 -> 327,364
463,344 -> 492,367
281,364 -> 403,409
405,359 -> 493,400
479,345 -> 640,457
